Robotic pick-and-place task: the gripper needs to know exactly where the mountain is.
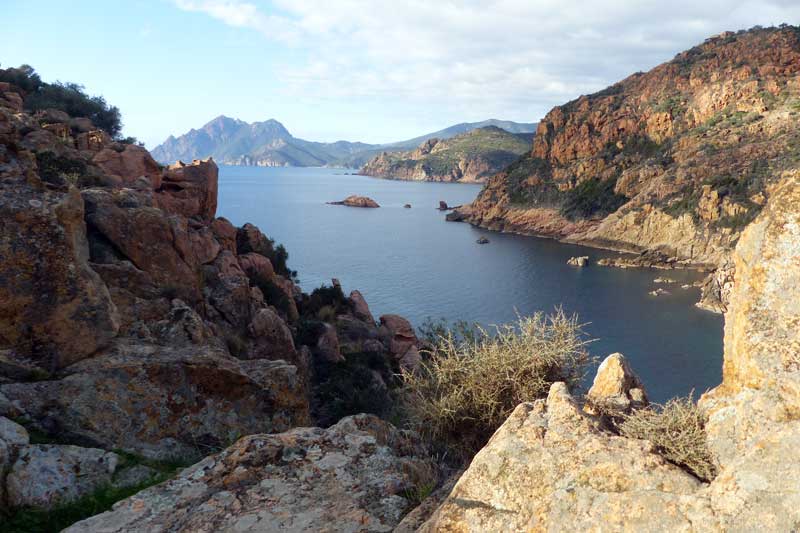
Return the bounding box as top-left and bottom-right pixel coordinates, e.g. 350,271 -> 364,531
360,126 -> 534,183
151,117 -> 538,169
451,25 -> 800,271
150,115 -> 374,167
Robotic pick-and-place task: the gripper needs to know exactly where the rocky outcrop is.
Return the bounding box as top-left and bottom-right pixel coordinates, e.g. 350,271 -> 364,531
0,343 -> 309,460
458,26 -> 800,269
420,171 -> 800,532
566,255 -> 589,267
379,314 -> 422,370
360,126 -> 532,183
155,158 -> 218,221
65,415 -> 435,532
585,353 -> 648,418
696,260 -> 735,313
327,195 -> 380,208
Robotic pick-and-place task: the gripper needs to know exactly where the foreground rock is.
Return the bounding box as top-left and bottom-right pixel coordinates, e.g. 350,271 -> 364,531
7,445 -> 120,509
421,172 -> 800,532
584,352 -> 648,418
66,415 -> 435,533
327,195 -> 380,208
0,342 -> 309,460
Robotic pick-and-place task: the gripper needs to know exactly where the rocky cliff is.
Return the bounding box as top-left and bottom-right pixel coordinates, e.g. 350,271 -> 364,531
0,79 -> 431,528
360,126 -> 533,183
455,26 -> 800,272
420,171 -> 800,532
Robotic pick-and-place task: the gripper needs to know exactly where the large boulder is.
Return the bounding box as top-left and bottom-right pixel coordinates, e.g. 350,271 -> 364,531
6,445 -> 120,509
585,352 -> 648,417
155,158 -> 218,221
92,144 -> 162,189
0,181 -> 119,371
66,415 -> 434,532
0,343 -> 310,460
379,314 -> 420,370
420,383 -> 708,531
349,289 -> 375,323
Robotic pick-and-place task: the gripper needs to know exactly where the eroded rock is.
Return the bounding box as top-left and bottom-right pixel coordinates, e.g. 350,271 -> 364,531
65,415 -> 434,533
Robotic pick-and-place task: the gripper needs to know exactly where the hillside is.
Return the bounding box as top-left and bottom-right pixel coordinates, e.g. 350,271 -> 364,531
360,126 -> 534,183
151,116 -> 537,169
452,25 -> 800,270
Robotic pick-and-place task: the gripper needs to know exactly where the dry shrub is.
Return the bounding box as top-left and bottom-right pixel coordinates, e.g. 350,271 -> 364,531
620,394 -> 717,481
401,310 -> 591,461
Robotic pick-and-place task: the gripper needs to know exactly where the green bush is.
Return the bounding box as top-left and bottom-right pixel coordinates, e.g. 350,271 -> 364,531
35,151 -> 87,187
300,284 -> 351,318
620,394 -> 717,481
401,311 -> 591,461
312,351 -> 394,427
0,64 -> 122,138
560,177 -> 627,220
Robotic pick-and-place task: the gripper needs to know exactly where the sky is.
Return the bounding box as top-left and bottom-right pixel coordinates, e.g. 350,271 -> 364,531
3,1 -> 798,148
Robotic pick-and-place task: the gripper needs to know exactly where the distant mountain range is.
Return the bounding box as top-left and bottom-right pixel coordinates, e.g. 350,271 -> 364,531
151,117 -> 538,168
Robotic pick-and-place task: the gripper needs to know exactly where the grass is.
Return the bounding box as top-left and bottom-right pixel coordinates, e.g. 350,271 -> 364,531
619,394 -> 717,482
560,177 -> 628,220
401,311 -> 591,462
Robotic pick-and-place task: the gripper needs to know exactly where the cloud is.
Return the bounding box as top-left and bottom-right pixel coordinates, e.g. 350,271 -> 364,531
174,0 -> 800,122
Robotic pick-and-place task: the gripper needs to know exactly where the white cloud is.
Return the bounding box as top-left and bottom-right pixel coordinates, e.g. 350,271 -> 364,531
174,0 -> 800,122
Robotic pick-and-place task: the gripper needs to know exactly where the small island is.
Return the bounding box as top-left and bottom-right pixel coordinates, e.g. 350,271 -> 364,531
327,195 -> 380,208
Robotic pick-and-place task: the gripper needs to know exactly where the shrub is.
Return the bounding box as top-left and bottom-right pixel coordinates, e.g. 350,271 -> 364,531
560,177 -> 627,220
401,311 -> 591,461
35,151 -> 87,187
619,394 -> 717,481
300,284 -> 351,318
312,351 -> 394,427
0,64 -> 122,138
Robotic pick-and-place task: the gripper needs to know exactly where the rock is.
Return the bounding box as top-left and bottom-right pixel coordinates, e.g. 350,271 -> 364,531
0,182 -> 119,371
210,217 -> 237,253
327,195 -> 380,208
6,445 -> 120,509
155,158 -> 218,221
422,172 -> 800,532
69,117 -> 94,133
438,201 -> 449,210
653,277 -> 675,283
456,27 -> 800,268
476,237 -> 490,244
420,383 -> 706,531
585,353 -> 648,417
649,288 -> 669,296
237,252 -> 274,286
246,307 -> 297,362
0,343 -> 310,460
567,255 -> 589,267
36,108 -> 71,124
0,416 -> 29,447
65,415 -> 435,533
404,203 -> 412,208
92,144 -> 162,189
696,260 -> 735,313
349,289 -> 375,323
379,314 -> 419,364
111,465 -> 160,490
75,129 -> 111,152
316,323 -> 344,363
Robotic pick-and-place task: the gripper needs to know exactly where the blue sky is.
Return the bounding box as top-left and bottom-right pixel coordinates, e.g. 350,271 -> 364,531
3,1 -> 798,148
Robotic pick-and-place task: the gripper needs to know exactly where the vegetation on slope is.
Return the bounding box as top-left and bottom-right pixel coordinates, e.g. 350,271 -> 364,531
0,64 -> 123,138
400,311 -> 591,461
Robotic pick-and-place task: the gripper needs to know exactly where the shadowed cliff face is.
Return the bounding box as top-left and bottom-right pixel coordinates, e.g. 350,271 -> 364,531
462,26 -> 800,268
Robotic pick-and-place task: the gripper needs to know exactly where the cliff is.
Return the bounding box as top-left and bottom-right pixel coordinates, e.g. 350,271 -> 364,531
455,26 -> 800,270
360,126 -> 533,183
0,79 -> 432,529
419,171 -> 800,532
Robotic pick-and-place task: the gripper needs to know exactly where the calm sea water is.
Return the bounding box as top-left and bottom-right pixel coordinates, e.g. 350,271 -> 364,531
218,166 -> 723,402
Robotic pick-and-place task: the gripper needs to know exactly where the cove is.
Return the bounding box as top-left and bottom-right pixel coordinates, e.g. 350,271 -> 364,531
218,165 -> 723,403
